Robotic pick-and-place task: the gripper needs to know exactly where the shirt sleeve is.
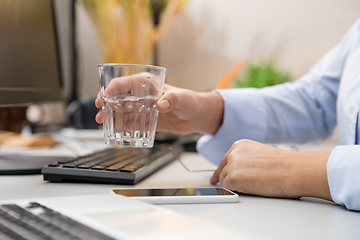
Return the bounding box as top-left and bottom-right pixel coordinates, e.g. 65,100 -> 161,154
197,17 -> 358,166
196,54 -> 342,165
196,88 -> 267,165
328,145 -> 360,211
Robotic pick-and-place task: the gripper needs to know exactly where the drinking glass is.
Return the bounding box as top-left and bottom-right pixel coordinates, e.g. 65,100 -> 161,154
99,64 -> 166,148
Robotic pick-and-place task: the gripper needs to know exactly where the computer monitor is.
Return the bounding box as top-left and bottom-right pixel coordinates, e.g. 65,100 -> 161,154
0,0 -> 63,106
0,0 -> 66,174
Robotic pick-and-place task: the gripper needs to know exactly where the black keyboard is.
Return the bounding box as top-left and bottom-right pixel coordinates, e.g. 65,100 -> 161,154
0,202 -> 114,240
42,144 -> 182,185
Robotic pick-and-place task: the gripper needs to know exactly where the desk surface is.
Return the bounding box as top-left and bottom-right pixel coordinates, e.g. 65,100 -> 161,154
1,140 -> 360,240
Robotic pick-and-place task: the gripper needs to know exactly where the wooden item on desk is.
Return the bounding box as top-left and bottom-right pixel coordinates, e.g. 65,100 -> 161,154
0,131 -> 19,145
0,131 -> 59,148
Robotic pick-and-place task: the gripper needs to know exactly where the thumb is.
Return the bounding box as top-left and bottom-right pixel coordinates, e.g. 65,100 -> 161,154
210,149 -> 230,185
158,91 -> 179,113
158,97 -> 171,113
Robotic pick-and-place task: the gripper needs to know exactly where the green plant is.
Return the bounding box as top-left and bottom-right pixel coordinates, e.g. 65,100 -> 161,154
234,58 -> 292,88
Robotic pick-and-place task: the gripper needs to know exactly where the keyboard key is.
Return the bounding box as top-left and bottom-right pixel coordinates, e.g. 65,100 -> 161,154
105,159 -> 134,171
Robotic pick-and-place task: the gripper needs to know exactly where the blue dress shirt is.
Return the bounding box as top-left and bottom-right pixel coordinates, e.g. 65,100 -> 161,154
197,17 -> 360,211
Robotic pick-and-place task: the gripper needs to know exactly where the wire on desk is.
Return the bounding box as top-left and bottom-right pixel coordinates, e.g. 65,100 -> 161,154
61,141 -> 81,158
169,147 -> 216,172
288,145 -> 299,151
271,145 -> 299,151
170,144 -> 298,173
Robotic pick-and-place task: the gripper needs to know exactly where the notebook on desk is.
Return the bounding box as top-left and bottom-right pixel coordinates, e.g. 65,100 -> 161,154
42,143 -> 183,185
0,194 -> 239,240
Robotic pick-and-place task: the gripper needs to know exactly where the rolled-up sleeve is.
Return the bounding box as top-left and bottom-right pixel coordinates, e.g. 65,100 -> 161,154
328,146 -> 360,211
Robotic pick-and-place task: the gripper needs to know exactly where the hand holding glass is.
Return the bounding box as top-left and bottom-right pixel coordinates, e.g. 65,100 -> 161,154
99,64 -> 166,148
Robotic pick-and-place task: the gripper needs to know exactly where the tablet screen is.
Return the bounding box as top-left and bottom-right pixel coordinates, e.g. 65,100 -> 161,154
113,187 -> 236,197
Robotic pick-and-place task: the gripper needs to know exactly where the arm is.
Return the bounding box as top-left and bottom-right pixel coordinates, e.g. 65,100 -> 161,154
210,139 -> 332,201
210,140 -> 360,211
197,17 -> 359,165
207,18 -> 360,210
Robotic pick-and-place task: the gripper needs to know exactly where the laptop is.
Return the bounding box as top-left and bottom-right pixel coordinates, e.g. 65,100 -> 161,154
0,194 -> 242,240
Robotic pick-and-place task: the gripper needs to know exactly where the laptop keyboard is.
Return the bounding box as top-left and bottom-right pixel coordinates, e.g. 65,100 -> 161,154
42,144 -> 181,184
0,202 -> 114,240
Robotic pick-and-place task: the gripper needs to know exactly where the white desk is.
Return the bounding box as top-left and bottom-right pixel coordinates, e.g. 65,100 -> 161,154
1,141 -> 360,240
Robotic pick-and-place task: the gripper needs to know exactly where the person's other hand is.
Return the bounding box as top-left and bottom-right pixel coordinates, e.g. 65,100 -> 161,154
210,139 -> 332,201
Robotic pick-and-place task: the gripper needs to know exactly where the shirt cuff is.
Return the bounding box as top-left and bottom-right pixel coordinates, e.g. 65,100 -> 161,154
327,145 -> 360,211
196,88 -> 267,165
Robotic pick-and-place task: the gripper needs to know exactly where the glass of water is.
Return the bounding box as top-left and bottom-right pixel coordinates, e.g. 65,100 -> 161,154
99,63 -> 166,148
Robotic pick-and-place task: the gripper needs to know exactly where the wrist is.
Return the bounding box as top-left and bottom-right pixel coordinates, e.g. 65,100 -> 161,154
289,151 -> 332,201
196,92 -> 224,135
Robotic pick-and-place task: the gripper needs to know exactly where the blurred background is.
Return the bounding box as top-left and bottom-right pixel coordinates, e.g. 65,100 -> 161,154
2,0 -> 360,136
69,0 -> 360,96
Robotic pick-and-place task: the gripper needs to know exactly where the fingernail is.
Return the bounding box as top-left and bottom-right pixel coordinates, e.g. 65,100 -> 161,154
159,99 -> 170,110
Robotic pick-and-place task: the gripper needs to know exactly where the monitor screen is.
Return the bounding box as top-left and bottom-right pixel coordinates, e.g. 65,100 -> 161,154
0,0 -> 63,106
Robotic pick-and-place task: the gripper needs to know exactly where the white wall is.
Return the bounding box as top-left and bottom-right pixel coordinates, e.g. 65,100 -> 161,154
77,0 -> 360,95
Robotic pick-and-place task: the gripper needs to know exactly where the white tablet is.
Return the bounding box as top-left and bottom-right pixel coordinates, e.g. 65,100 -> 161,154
111,187 -> 239,204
